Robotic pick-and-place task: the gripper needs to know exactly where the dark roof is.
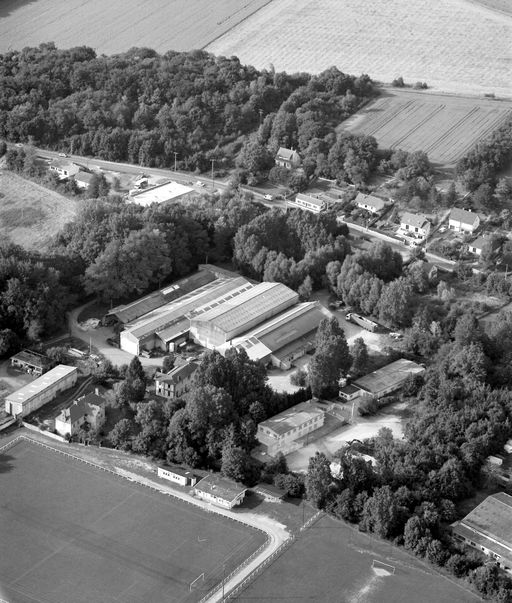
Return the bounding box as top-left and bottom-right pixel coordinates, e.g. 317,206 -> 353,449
75,171 -> 94,184
195,474 -> 247,502
276,147 -> 300,161
253,483 -> 286,499
155,362 -> 198,384
457,492 -> 512,549
354,359 -> 425,395
449,208 -> 479,226
339,384 -> 361,395
10,349 -> 51,369
78,392 -> 105,407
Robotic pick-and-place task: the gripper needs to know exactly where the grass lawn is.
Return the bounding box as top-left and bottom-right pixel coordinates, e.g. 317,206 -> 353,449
236,514 -> 481,603
0,438 -> 265,603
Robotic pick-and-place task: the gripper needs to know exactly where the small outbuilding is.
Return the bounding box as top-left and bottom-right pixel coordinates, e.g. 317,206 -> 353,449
252,483 -> 287,503
10,349 -> 53,376
194,474 -> 247,509
157,465 -> 198,487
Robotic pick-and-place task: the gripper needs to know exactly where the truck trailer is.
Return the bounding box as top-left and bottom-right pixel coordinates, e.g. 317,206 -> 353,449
346,313 -> 379,332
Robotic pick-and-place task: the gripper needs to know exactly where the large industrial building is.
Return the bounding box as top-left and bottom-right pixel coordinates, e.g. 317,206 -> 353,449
120,277 -> 252,355
128,180 -> 194,206
189,282 -> 299,349
5,365 -> 78,418
228,302 -> 331,369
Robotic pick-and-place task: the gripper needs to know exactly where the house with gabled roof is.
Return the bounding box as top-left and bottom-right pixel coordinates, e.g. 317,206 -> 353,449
355,193 -> 386,214
154,361 -> 198,399
399,212 -> 431,240
449,208 -> 480,233
275,147 -> 301,169
49,159 -> 80,180
74,171 -> 95,189
194,474 -> 247,509
55,389 -> 105,437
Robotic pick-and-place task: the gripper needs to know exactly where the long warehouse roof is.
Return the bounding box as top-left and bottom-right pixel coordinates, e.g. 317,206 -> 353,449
6,365 -> 77,405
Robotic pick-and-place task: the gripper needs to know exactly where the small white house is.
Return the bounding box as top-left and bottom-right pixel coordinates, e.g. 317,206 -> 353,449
275,147 -> 301,169
399,212 -> 431,240
449,208 -> 480,233
49,159 -> 80,180
157,466 -> 197,487
74,171 -> 95,189
355,193 -> 386,214
194,474 -> 247,509
291,193 -> 325,214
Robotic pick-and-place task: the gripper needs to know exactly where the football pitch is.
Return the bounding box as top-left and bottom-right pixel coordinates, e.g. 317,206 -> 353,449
236,515 -> 480,603
0,438 -> 265,603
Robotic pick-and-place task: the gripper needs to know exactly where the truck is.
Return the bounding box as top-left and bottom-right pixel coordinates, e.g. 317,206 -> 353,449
345,312 -> 379,332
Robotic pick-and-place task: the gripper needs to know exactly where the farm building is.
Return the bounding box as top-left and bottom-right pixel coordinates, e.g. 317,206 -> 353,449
10,349 -> 53,376
448,208 -> 480,233
230,302 -> 331,369
154,361 -> 198,399
452,492 -> 512,573
157,465 -> 197,487
275,147 -> 301,169
252,483 -> 286,503
189,282 -> 299,349
398,212 -> 431,240
289,193 -> 326,214
257,401 -> 325,456
120,277 -> 251,355
128,180 -> 194,206
49,159 -> 80,180
355,193 -> 385,214
340,358 -> 425,401
5,365 -> 78,418
106,268 -> 218,326
194,474 -> 247,509
55,390 -> 105,437
74,171 -> 95,189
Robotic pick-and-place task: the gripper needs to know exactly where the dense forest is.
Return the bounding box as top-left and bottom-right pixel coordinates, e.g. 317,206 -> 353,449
0,43 -> 375,176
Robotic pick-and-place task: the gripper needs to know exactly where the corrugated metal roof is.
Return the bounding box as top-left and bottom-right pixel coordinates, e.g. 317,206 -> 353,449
6,365 -> 77,405
354,359 -> 424,394
191,282 -> 298,334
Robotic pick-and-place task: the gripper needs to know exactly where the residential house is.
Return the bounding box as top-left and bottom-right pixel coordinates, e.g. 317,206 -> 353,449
469,236 -> 496,256
154,361 -> 198,399
451,492 -> 512,573
257,401 -> 325,456
194,474 -> 247,509
55,390 -> 105,437
74,171 -> 95,189
355,193 -> 386,214
275,147 -> 301,169
157,465 -> 197,487
49,159 -> 80,180
290,193 -> 326,214
448,208 -> 480,233
399,212 -> 431,240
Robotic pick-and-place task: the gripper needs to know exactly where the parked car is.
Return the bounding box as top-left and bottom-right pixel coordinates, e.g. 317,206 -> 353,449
58,152 -> 68,157
389,332 -> 403,340
195,181 -> 205,187
263,194 -> 274,201
15,143 -> 23,147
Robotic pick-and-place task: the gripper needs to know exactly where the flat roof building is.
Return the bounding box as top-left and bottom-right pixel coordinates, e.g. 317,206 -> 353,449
289,193 -> 326,214
129,180 -> 194,206
194,474 -> 247,509
5,365 -> 78,418
190,282 -> 299,349
157,465 -> 198,487
452,492 -> 512,573
350,358 -> 425,400
257,401 -> 325,457
230,302 -> 331,369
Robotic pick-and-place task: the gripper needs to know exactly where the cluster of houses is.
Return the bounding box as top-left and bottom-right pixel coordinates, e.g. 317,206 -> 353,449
49,158 -> 96,189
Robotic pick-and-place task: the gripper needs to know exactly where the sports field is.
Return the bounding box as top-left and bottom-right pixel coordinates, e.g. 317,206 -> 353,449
236,515 -> 480,603
0,0 -> 271,55
0,438 -> 265,603
207,0 -> 512,98
340,90 -> 512,166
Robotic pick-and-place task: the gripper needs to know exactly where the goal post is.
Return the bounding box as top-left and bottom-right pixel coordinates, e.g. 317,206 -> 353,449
189,572 -> 205,592
372,559 -> 396,575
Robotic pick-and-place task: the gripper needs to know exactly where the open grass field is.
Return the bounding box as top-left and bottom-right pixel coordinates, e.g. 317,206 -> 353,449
0,171 -> 77,252
0,0 -> 271,55
340,89 -> 512,167
208,0 -> 512,98
236,514 -> 481,603
0,438 -> 265,603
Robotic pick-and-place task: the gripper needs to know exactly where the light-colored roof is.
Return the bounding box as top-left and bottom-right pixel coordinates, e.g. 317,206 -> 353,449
258,401 -> 324,437
469,236 -> 489,250
195,474 -> 247,502
401,212 -> 430,229
295,193 -> 325,208
108,269 -> 217,324
50,159 -> 80,172
6,365 -> 77,406
75,171 -> 95,184
253,483 -> 286,498
125,277 -> 250,340
449,208 -> 479,226
355,193 -> 385,211
454,492 -> 512,555
190,282 -> 298,335
354,359 -> 424,395
276,147 -> 300,161
155,362 -> 198,384
159,465 -> 196,479
129,180 -> 194,206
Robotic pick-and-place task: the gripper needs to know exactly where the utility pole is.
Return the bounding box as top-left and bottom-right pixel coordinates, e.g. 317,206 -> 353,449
211,159 -> 215,190
259,108 -> 263,125
173,152 -> 178,172
222,563 -> 226,601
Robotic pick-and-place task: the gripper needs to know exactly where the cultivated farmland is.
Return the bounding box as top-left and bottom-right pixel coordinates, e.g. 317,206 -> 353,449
236,514 -> 480,603
340,90 -> 512,166
207,0 -> 512,98
0,0 -> 271,55
0,438 -> 265,603
0,172 -> 78,251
